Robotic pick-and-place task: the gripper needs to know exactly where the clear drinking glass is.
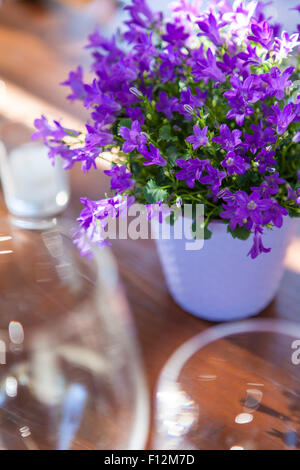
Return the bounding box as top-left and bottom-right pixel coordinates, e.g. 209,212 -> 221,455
0,217 -> 149,450
0,121 -> 70,227
155,319 -> 300,450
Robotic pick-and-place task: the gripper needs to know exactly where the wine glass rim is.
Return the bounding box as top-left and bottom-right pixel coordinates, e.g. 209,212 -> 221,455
156,318 -> 300,389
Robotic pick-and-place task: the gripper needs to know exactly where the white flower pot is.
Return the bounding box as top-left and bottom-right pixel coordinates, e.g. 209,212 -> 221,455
155,217 -> 298,322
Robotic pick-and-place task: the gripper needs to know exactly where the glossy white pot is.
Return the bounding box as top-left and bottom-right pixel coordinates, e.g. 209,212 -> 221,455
155,217 -> 298,322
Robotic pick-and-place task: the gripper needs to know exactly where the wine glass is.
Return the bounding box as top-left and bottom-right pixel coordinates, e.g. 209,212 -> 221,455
155,319 -> 300,450
0,217 -> 149,450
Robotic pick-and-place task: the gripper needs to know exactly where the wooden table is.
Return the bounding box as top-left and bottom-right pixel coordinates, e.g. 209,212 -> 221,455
0,0 -> 299,449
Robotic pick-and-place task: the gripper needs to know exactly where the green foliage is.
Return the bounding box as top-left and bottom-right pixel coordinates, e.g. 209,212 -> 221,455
144,179 -> 168,203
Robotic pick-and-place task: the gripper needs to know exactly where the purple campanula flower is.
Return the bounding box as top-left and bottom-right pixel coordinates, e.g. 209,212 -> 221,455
212,124 -> 242,151
226,96 -> 254,126
263,200 -> 288,228
221,151 -> 250,175
75,195 -> 134,254
141,144 -> 167,166
177,88 -> 207,121
255,149 -> 277,174
32,116 -> 68,144
192,48 -> 226,84
162,22 -> 189,46
156,92 -> 179,119
146,201 -> 171,223
224,74 -> 262,125
125,0 -> 161,30
267,103 -> 296,135
186,125 -> 208,150
251,181 -> 275,198
265,172 -> 286,195
175,157 -> 209,188
224,74 -> 262,104
218,53 -> 237,74
200,164 -> 227,195
197,13 -> 224,46
261,67 -> 294,101
119,120 -> 147,153
84,80 -> 122,113
237,44 -> 261,67
104,165 -> 134,193
159,45 -> 183,83
247,225 -> 271,259
248,20 -> 274,50
61,66 -> 86,102
293,131 -> 300,143
286,184 -> 297,201
126,106 -> 145,124
85,124 -> 114,149
244,121 -> 276,154
273,31 -> 300,61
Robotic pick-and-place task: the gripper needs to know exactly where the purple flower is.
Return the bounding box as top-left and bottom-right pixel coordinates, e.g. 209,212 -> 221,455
247,225 -> 271,259
221,190 -> 272,228
267,103 -> 296,135
104,165 -> 134,193
61,66 -> 86,101
224,74 -> 262,104
32,116 -> 67,144
244,120 -> 276,154
197,13 -> 224,46
141,144 -> 167,166
162,22 -> 189,46
125,0 -> 161,30
221,151 -> 250,175
177,88 -> 207,120
83,80 -> 121,113
200,164 -> 227,195
192,47 -> 226,84
186,125 -> 208,150
293,131 -> 300,143
261,66 -> 294,101
255,149 -> 277,174
273,31 -> 300,61
226,96 -> 255,126
263,200 -> 288,228
218,53 -> 237,74
119,120 -> 147,153
126,106 -> 145,124
237,44 -> 261,67
85,124 -> 114,149
224,75 -> 262,125
212,124 -> 242,151
146,201 -> 171,223
175,157 -> 209,188
159,45 -> 182,83
156,92 -> 179,119
248,20 -> 274,49
265,172 -> 286,195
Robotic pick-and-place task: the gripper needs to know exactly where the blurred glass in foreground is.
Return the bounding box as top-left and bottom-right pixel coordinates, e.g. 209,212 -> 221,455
0,218 -> 149,449
155,320 -> 300,450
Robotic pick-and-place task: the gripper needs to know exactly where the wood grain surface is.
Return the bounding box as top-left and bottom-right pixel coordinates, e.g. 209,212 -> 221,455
0,0 -> 299,449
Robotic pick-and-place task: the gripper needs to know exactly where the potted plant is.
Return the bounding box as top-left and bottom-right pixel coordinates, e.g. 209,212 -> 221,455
33,0 -> 300,321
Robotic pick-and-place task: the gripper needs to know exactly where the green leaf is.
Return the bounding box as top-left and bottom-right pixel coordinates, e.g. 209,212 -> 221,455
164,144 -> 178,166
158,125 -> 178,144
118,118 -> 132,134
227,225 -> 251,241
144,179 -> 168,203
159,124 -> 171,141
191,220 -> 212,240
